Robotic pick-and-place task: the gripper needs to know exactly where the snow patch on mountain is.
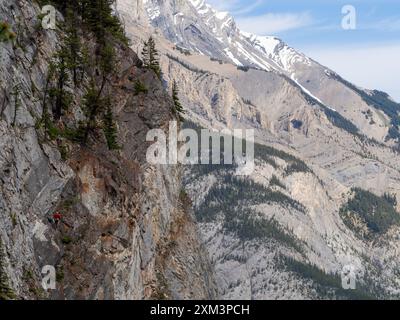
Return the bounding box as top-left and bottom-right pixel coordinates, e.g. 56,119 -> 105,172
240,32 -> 312,74
224,48 -> 243,66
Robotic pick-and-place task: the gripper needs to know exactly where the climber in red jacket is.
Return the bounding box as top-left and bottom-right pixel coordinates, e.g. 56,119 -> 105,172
52,212 -> 63,226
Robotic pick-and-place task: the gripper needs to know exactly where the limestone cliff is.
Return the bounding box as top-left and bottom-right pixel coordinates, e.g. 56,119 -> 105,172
0,0 -> 216,300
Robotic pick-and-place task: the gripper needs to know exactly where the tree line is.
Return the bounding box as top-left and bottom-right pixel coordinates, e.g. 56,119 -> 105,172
33,1 -> 185,153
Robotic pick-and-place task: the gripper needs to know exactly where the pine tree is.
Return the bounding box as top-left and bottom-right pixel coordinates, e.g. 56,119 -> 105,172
48,46 -> 73,121
0,239 -> 15,300
49,0 -> 128,45
103,100 -> 120,150
142,37 -> 161,79
133,80 -> 148,95
64,7 -> 84,87
79,0 -> 128,44
82,81 -> 101,143
172,80 -> 185,122
141,39 -> 149,67
99,43 -> 115,78
38,0 -> 125,147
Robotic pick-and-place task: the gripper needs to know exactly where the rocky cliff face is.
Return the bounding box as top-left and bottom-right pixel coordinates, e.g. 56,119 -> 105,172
0,0 -> 216,300
2,0 -> 400,301
116,0 -> 400,299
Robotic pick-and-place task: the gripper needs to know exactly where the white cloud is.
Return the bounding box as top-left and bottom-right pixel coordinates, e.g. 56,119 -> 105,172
364,17 -> 400,31
301,43 -> 400,102
232,0 -> 264,16
236,12 -> 313,35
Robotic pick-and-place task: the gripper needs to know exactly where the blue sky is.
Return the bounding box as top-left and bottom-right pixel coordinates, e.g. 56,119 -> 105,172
208,0 -> 400,101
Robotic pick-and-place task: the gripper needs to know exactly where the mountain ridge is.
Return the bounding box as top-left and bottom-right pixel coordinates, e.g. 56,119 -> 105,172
118,0 -> 400,144
116,0 -> 400,299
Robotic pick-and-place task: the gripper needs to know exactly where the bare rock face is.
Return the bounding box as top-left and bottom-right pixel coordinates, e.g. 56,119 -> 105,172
117,0 -> 400,299
2,0 -> 400,301
0,0 -> 216,300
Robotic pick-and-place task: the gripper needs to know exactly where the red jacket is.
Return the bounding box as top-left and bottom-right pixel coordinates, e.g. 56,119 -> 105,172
53,213 -> 62,221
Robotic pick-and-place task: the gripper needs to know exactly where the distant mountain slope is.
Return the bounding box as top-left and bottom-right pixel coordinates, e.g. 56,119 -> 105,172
116,0 -> 400,299
118,0 -> 400,144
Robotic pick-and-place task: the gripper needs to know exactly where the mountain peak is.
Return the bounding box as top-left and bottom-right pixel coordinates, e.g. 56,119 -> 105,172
136,0 -> 311,74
